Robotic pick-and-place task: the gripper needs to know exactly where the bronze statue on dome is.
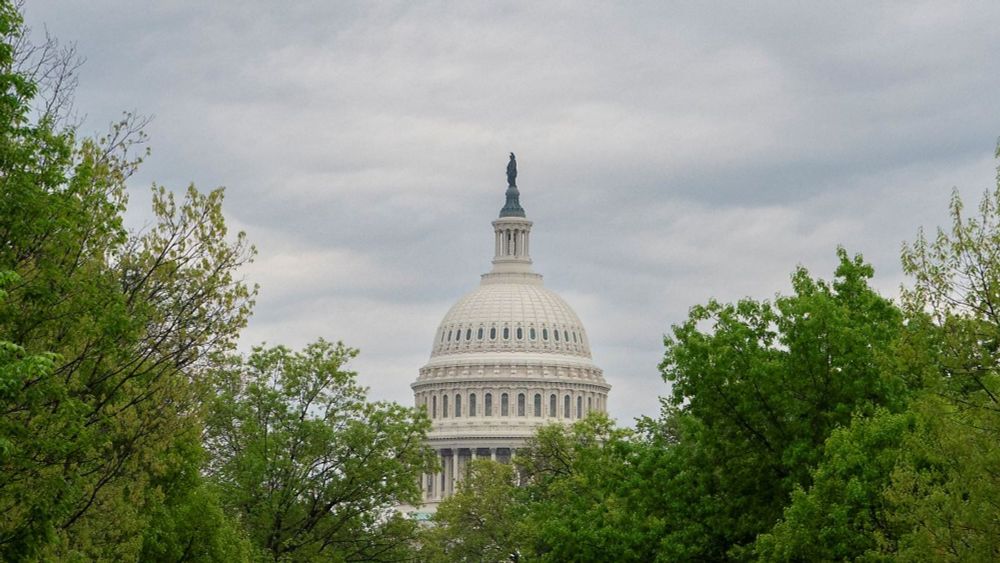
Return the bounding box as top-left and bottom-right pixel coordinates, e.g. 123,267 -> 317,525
506,152 -> 517,187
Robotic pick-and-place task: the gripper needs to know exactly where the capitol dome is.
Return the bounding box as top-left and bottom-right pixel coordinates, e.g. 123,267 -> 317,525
410,155 -> 610,509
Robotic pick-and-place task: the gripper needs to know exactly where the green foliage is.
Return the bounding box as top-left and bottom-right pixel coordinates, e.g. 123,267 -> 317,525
139,426 -> 255,562
0,1 -> 257,558
421,459 -> 524,562
515,415 -> 663,562
755,409 -> 914,561
204,340 -> 435,562
884,174 -> 1000,561
657,248 -> 907,559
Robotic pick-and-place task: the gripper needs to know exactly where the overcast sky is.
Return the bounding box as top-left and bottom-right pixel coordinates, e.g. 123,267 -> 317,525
27,1 -> 1000,423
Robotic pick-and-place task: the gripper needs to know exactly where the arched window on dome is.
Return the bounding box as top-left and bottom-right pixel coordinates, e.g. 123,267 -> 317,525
485,393 -> 493,416
516,327 -> 523,340
533,394 -> 541,417
542,328 -> 548,340
455,394 -> 462,417
554,330 -> 560,342
501,393 -> 509,416
440,331 -> 445,343
443,395 -> 449,418
576,396 -> 582,419
432,396 -> 437,418
503,327 -> 510,340
517,393 -> 525,416
529,327 -> 536,340
549,394 -> 556,417
469,393 -> 477,416
564,330 -> 569,342
455,329 -> 461,342
490,327 -> 497,340
478,328 -> 484,340
563,395 -> 571,418
573,332 -> 577,343
466,329 -> 472,341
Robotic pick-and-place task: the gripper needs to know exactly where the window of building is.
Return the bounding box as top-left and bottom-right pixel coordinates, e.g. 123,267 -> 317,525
478,327 -> 484,340
440,331 -> 445,343
573,332 -> 577,342
455,394 -> 462,417
516,327 -> 523,340
443,395 -> 449,418
503,327 -> 510,340
542,328 -> 548,340
470,393 -> 477,416
564,330 -> 569,342
554,330 -> 560,341
501,393 -> 509,416
466,329 -> 472,340
577,396 -> 582,419
517,393 -> 525,416
447,330 -> 451,342
587,396 -> 592,413
530,328 -> 536,340
490,327 -> 497,340
549,394 -> 556,417
563,395 -> 571,418
533,394 -> 542,417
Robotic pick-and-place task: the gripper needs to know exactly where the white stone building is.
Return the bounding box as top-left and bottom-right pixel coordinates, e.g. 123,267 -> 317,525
411,157 -> 611,508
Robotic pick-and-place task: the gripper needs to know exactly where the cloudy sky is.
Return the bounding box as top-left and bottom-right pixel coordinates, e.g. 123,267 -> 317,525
28,1 -> 1000,423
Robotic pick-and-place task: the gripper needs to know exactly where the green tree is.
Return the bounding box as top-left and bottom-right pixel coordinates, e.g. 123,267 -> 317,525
204,340 -> 435,562
421,459 -> 524,562
514,415 -> 661,562
0,2 -> 257,558
754,409 -> 914,562
657,249 -> 906,560
882,173 -> 1000,561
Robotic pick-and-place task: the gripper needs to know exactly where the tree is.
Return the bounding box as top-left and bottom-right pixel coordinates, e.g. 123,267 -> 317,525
421,459 -> 524,563
204,340 -> 435,562
656,249 -> 907,559
0,1 -> 257,557
514,415 -> 660,562
754,409 -> 914,562
882,170 -> 1000,561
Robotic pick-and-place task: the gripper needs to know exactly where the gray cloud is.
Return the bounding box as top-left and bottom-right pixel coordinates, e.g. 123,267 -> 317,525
28,1 -> 1000,422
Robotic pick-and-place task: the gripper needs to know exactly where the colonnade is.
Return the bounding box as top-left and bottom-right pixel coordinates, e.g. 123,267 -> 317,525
421,446 -> 515,502
494,226 -> 530,260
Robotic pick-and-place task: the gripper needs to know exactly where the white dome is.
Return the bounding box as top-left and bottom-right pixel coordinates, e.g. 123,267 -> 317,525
430,276 -> 591,359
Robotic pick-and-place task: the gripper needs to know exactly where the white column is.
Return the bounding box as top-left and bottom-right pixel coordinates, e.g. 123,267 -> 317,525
450,450 -> 457,495
439,450 -> 446,500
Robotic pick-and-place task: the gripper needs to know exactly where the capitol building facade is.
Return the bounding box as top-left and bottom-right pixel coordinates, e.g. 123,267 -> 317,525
411,156 -> 611,507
